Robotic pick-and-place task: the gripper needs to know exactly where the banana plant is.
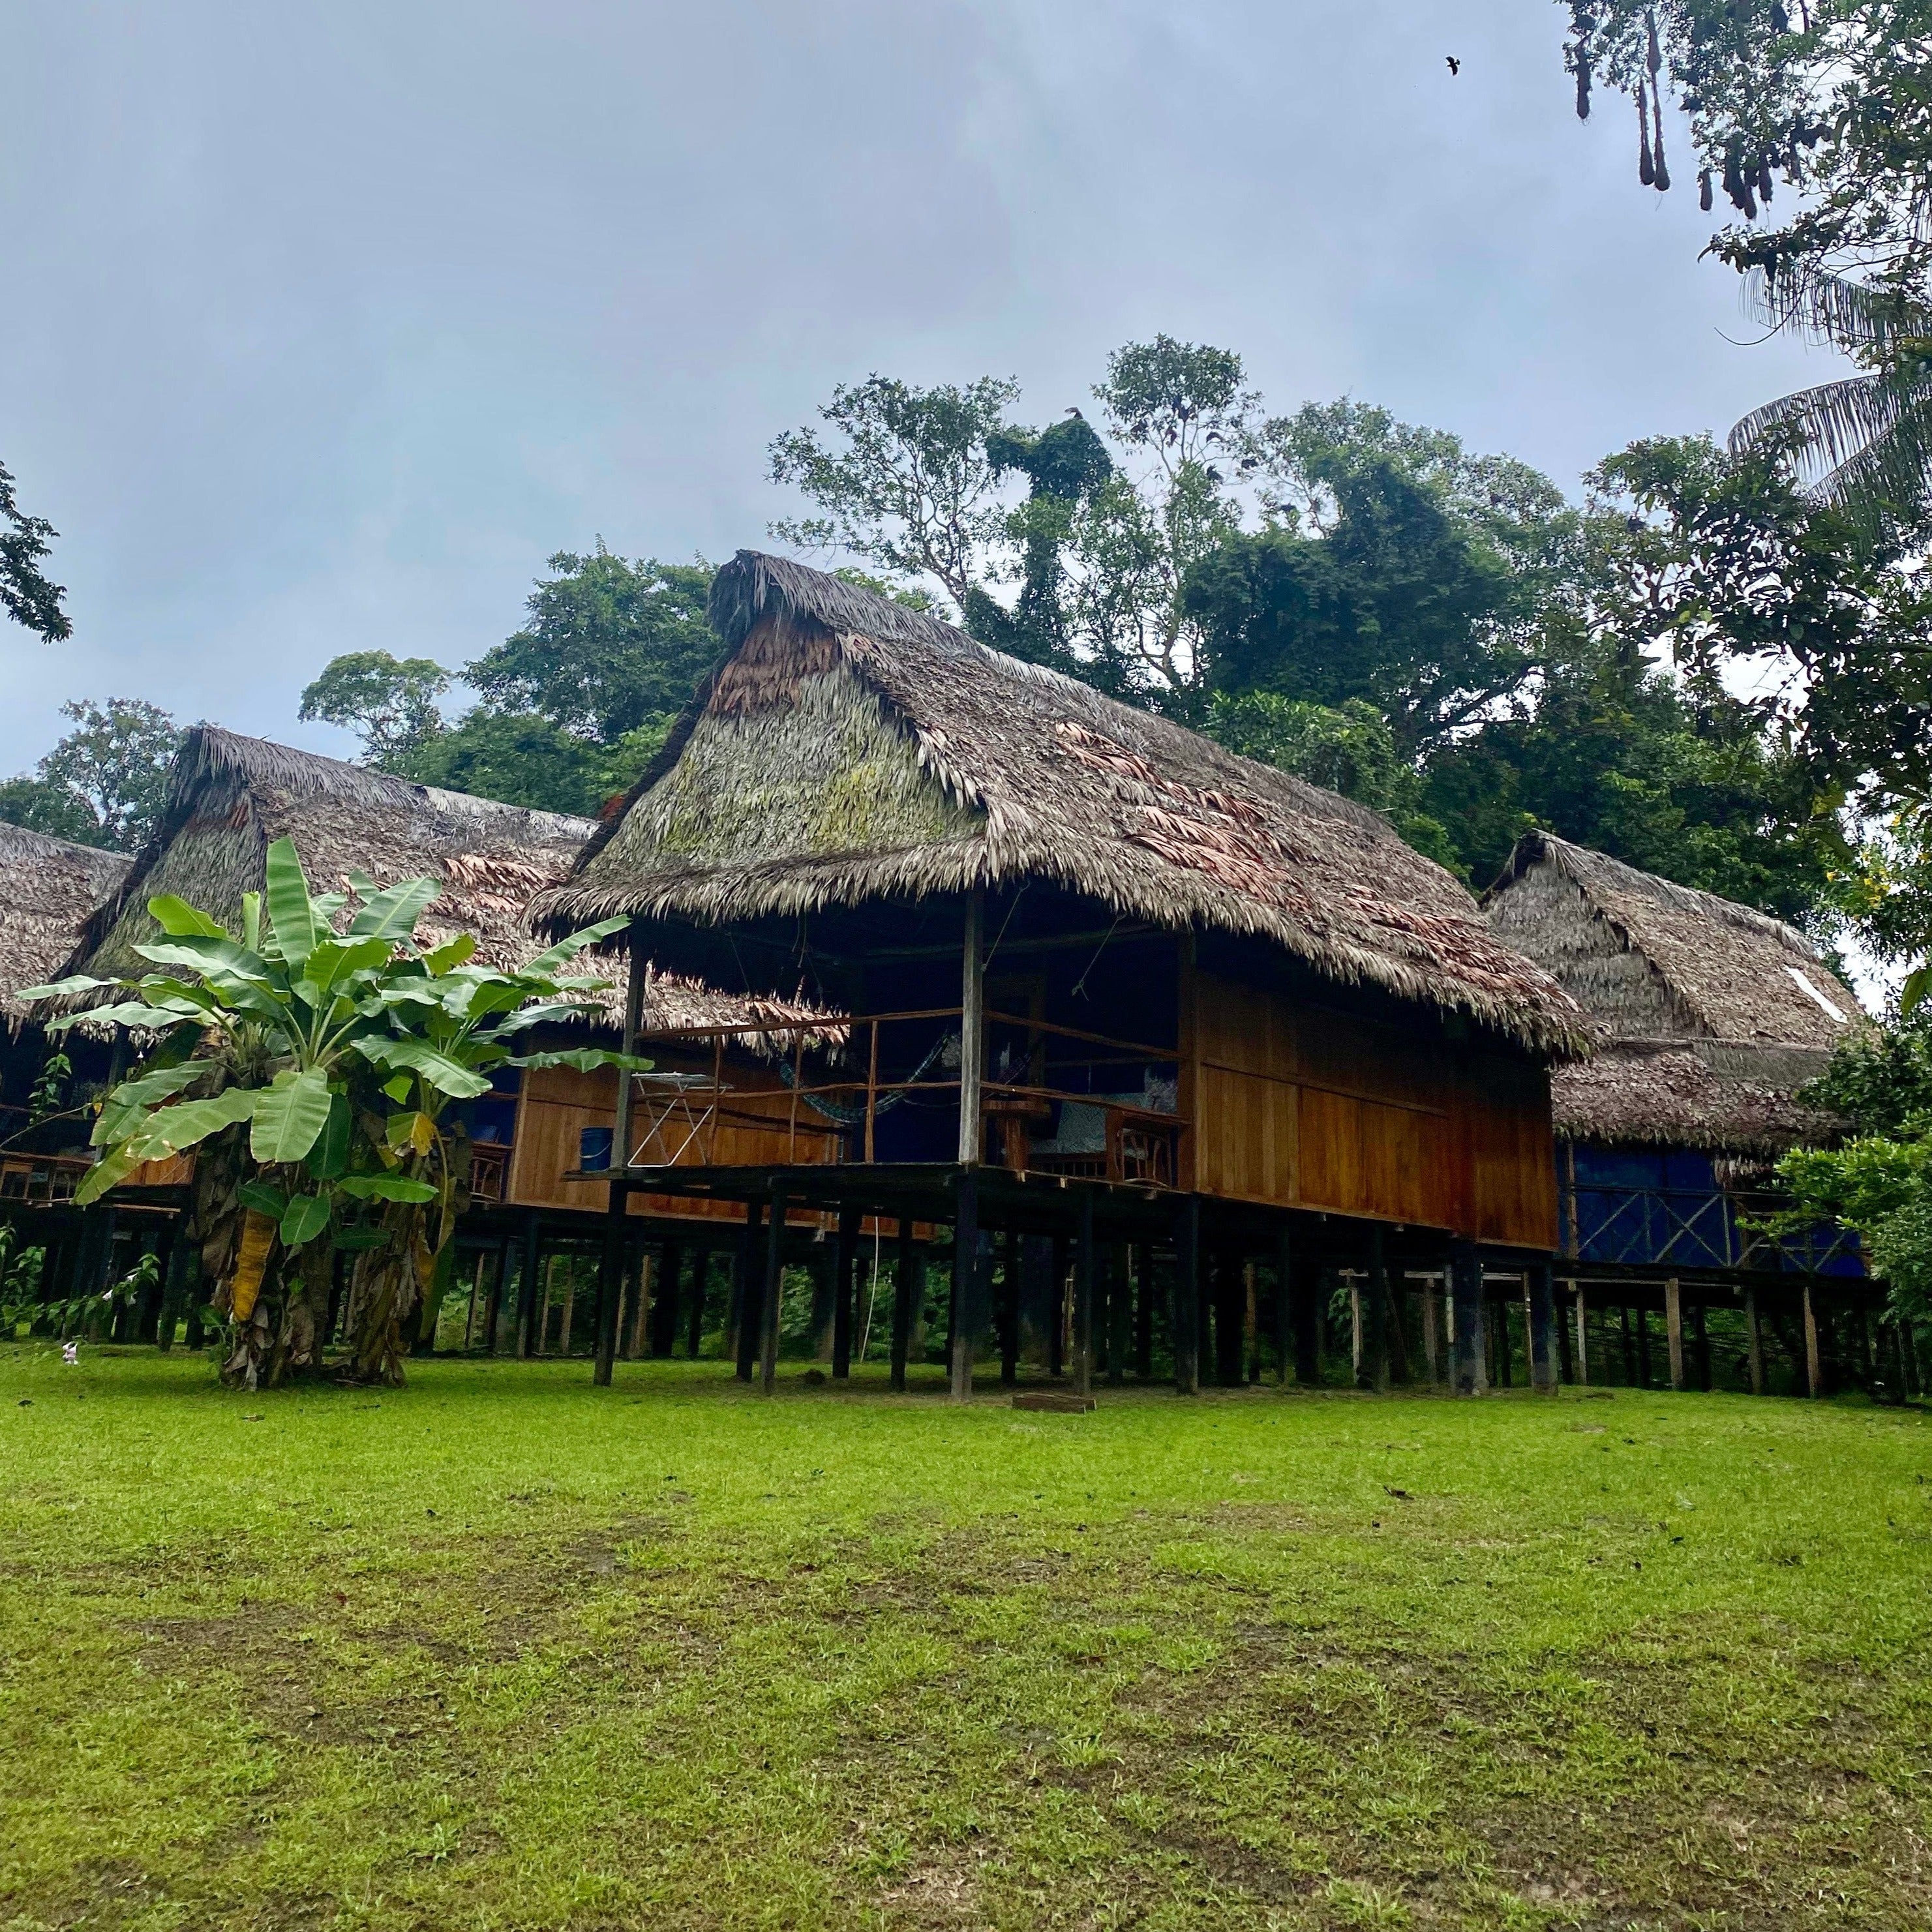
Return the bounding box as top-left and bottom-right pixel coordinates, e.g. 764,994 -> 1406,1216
26,837 -> 636,1387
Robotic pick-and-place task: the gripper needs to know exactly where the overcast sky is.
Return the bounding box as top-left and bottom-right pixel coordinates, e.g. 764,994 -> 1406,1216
1,0 -> 1842,776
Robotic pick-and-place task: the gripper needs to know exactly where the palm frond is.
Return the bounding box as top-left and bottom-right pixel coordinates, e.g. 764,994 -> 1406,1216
1745,265 -> 1932,355
1729,372 -> 1903,482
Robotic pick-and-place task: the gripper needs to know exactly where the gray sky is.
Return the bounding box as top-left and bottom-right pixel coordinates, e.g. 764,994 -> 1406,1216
1,0 -> 1841,776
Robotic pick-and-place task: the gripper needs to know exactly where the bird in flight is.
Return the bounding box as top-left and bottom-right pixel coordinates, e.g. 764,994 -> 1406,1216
1446,55 -> 1460,75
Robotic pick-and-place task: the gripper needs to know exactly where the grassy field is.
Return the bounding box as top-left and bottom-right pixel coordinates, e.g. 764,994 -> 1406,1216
3,1350 -> 1931,1932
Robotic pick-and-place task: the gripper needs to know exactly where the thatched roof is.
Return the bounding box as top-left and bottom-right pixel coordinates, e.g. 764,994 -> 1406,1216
63,727 -> 597,992
0,822 -> 132,1029
535,551 -> 1590,1057
1485,831 -> 1862,1046
1484,832 -> 1864,1155
1552,1039 -> 1843,1158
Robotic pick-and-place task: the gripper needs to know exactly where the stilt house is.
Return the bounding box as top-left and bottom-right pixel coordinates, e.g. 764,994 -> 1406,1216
0,821 -> 132,1199
36,725 -> 811,1356
534,551 -> 1592,1396
1483,832 -> 1888,1396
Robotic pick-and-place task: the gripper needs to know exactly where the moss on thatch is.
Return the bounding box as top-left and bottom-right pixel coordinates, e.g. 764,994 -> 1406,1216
0,823 -> 132,1029
537,552 -> 1590,1058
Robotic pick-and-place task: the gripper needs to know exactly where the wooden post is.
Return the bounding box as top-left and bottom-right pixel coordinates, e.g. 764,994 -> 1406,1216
155,1231 -> 192,1353
1528,1260 -> 1558,1394
1665,1276 -> 1685,1391
891,1218 -> 917,1393
516,1213 -> 543,1359
958,891 -> 984,1168
1363,1230 -> 1391,1393
759,1183 -> 787,1395
864,1019 -> 879,1164
652,1242 -> 683,1357
1048,1231 -> 1069,1377
1072,1190 -> 1096,1398
1243,1258 -> 1260,1385
615,931 -> 643,1172
1173,1194 -> 1201,1395
1450,1241 -> 1484,1395
1422,1274 -> 1442,1386
1803,1281 -> 1823,1398
832,1204 -> 862,1379
1000,1227 -> 1021,1387
951,1168 -> 980,1403
1745,1287 -> 1765,1395
1571,1282 -> 1588,1386
594,1185 -> 629,1387
734,1199 -> 763,1381
1133,1241 -> 1154,1378
1274,1225 -> 1293,1387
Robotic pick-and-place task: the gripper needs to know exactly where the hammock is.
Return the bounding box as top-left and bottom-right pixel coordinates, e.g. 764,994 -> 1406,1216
776,1031 -> 954,1126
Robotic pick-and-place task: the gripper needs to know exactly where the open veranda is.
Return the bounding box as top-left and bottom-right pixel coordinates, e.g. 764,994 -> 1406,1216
5,1346 -> 1931,1932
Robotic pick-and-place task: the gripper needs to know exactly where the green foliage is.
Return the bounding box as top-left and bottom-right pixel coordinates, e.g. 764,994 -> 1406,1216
468,550 -> 716,741
768,376 -> 1021,610
297,651 -> 451,766
399,710 -> 669,818
29,838 -> 636,1385
1562,5 -> 1932,531
1779,1012 -> 1932,1321
0,459 -> 70,642
0,699 -> 183,853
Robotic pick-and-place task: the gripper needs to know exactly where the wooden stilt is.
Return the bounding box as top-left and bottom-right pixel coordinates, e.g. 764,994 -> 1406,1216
1450,1241 -> 1484,1395
1243,1259 -> 1260,1385
1803,1281 -> 1823,1398
1363,1230 -> 1391,1393
1133,1241 -> 1153,1378
1571,1282 -> 1588,1385
1422,1273 -> 1442,1387
1529,1260 -> 1558,1394
1274,1226 -> 1293,1387
1215,1252 -> 1244,1387
1665,1276 -> 1685,1392
1110,1242 -> 1132,1388
1745,1287 -> 1765,1395
686,1252 -> 707,1358
1636,1301 -> 1652,1388
734,1200 -> 762,1381
891,1218 -> 916,1392
593,1186 -> 629,1387
832,1205 -> 862,1379
1173,1194 -> 1201,1395
516,1213 -> 543,1359
1048,1231 -> 1068,1377
759,1183 -> 787,1395
999,1226 -> 1020,1387
951,1170 -> 980,1403
1072,1190 -> 1095,1397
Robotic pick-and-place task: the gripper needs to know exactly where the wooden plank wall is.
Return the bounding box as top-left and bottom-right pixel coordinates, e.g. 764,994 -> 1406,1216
505,1060 -> 843,1226
1186,970 -> 1556,1248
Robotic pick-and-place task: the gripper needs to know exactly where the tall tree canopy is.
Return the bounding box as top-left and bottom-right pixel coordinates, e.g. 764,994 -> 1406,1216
299,550 -> 713,819
0,460 -> 71,643
0,699 -> 183,852
1560,2 -> 1932,533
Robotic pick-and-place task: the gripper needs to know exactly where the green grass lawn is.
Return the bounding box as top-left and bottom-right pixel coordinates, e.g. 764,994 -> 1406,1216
4,1350 -> 1931,1931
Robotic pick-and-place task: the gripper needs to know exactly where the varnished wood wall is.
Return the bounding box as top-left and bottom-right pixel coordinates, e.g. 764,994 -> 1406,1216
1185,969 -> 1557,1248
505,1059 -> 843,1224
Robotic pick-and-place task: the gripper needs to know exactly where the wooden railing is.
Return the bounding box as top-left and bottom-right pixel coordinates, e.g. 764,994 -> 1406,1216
623,1007 -> 1185,1181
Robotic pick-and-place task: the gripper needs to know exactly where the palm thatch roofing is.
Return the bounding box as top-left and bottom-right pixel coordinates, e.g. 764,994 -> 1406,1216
1483,831 -> 1864,1154
535,551 -> 1590,1057
63,727 -> 598,993
0,822 -> 133,1029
